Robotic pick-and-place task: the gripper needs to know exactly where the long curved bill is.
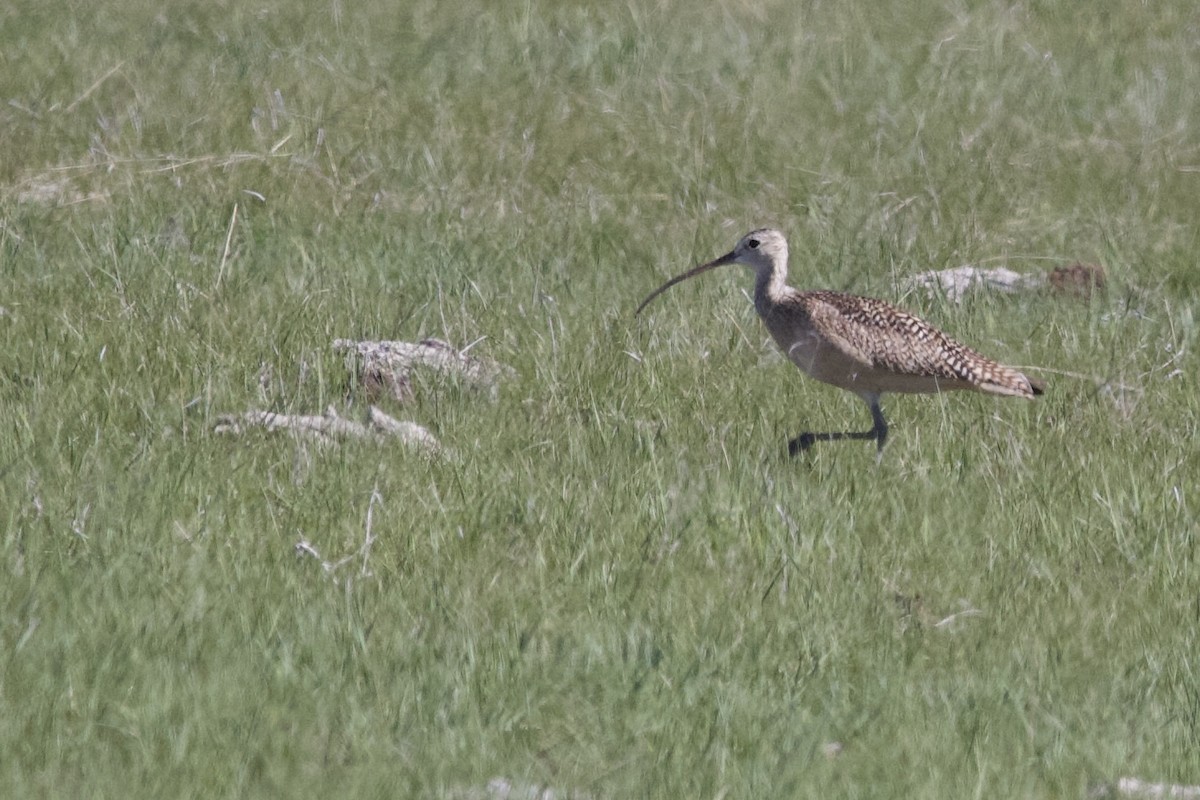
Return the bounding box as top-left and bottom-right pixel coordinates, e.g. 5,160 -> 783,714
634,250 -> 738,316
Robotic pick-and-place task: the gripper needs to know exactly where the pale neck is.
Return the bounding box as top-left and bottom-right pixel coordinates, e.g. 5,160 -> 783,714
753,253 -> 789,315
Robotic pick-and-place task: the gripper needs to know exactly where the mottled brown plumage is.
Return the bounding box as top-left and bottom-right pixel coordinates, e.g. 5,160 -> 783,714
636,228 -> 1044,455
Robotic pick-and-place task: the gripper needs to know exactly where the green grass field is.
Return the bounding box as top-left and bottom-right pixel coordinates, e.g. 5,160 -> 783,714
2,1 -> 1198,796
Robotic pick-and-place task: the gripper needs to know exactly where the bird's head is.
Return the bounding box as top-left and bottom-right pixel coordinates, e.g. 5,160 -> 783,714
725,228 -> 788,273
635,228 -> 789,315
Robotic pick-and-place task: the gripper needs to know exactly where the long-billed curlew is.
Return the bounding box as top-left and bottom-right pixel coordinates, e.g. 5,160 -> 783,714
636,228 -> 1044,456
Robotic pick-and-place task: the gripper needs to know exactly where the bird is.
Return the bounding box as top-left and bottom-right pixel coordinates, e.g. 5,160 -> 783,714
635,228 -> 1044,456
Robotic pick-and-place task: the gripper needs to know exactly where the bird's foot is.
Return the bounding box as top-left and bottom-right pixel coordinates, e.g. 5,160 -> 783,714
787,433 -> 817,457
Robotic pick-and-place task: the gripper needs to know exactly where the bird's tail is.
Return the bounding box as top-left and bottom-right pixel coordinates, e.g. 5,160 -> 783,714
978,368 -> 1045,399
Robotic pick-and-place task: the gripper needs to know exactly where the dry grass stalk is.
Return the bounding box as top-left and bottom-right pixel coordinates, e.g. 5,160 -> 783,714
334,337 -> 513,403
1089,777 -> 1200,799
214,405 -> 441,453
907,262 -> 1107,303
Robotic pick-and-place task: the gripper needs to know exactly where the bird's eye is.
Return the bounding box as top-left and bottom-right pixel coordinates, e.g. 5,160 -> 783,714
748,239 -> 760,249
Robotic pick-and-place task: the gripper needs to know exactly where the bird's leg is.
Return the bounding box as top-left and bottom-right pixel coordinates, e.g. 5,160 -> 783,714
787,393 -> 889,457
866,396 -> 889,461
786,427 -> 882,456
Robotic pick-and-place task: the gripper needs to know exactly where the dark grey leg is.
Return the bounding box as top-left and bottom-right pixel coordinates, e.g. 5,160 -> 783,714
787,393 -> 888,457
